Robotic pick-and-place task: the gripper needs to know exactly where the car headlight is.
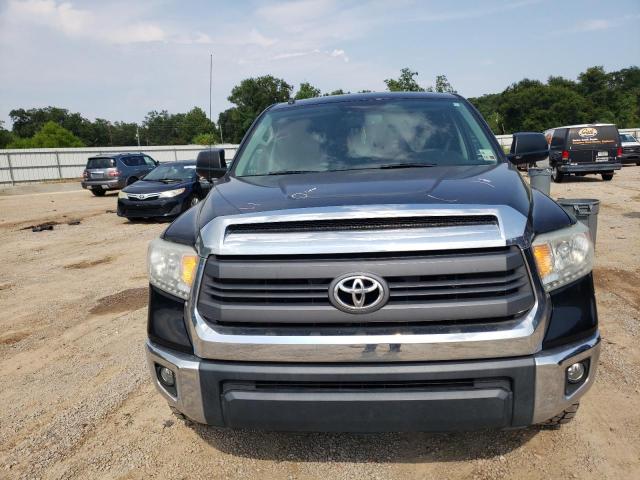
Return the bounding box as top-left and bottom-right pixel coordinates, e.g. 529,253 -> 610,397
159,188 -> 186,198
148,237 -> 198,300
118,191 -> 128,199
532,221 -> 594,292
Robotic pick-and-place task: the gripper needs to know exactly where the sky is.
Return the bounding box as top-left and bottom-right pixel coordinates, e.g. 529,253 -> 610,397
0,0 -> 639,127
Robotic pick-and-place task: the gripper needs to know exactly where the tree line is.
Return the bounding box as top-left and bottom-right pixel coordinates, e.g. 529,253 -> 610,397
1,65 -> 637,149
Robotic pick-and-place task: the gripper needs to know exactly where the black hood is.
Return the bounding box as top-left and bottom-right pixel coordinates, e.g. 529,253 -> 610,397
200,164 -> 531,224
164,163 -> 573,246
123,179 -> 192,194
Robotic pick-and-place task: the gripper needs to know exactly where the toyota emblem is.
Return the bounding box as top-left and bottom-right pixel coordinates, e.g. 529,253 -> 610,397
329,273 -> 389,314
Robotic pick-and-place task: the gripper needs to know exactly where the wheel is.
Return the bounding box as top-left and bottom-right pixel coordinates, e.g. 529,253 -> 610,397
601,173 -> 613,181
91,187 -> 106,196
183,195 -> 199,212
126,176 -> 138,186
541,402 -> 580,427
636,162 -> 640,166
551,166 -> 564,183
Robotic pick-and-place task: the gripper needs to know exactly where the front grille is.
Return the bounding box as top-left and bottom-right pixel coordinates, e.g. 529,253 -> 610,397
197,246 -> 535,327
226,215 -> 498,234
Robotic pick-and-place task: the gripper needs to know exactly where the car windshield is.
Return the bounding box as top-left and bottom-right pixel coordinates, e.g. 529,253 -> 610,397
620,134 -> 636,142
234,98 -> 500,177
144,163 -> 196,182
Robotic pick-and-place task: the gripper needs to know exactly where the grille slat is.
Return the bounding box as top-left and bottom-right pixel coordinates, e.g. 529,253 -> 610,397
197,246 -> 535,327
227,215 -> 498,234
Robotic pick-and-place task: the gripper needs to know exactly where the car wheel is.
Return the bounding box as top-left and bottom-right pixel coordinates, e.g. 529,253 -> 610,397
551,166 -> 564,183
126,177 -> 138,186
91,187 -> 106,196
601,173 -> 614,181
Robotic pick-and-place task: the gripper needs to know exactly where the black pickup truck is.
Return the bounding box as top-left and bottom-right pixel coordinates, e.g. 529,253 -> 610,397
145,92 -> 599,432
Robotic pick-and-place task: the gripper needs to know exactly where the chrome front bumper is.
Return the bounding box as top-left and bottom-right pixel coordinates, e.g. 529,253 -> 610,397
146,331 -> 601,428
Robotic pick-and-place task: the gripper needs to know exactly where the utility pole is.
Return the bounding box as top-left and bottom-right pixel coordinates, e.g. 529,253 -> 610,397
209,53 -> 224,144
135,125 -> 141,147
209,53 -> 213,148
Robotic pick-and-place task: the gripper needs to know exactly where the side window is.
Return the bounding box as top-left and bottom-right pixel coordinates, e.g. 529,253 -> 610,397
143,155 -> 157,167
551,129 -> 566,149
120,156 -> 132,167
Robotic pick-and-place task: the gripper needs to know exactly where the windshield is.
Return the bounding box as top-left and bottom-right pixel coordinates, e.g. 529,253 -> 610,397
234,98 -> 500,177
620,134 -> 636,142
567,126 -> 619,150
144,163 -> 196,182
87,157 -> 114,169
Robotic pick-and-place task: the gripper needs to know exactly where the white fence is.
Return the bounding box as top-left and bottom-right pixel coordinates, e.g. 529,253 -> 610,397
1,128 -> 639,184
0,145 -> 239,184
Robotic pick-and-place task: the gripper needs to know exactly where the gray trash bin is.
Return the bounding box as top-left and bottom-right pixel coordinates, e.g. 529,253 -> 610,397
528,167 -> 552,196
556,198 -> 600,245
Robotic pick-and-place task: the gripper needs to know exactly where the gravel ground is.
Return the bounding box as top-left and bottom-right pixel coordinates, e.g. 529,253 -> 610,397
1,168 -> 639,479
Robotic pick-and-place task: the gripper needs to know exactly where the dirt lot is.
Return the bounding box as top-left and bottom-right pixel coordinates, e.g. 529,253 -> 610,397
1,169 -> 639,480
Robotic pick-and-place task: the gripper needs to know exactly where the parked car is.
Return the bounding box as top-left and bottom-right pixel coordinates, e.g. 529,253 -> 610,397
619,133 -> 640,165
543,124 -> 622,182
81,153 -> 158,196
146,92 -> 600,432
117,160 -> 210,220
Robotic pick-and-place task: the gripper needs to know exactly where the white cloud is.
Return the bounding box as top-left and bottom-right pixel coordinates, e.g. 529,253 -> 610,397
573,19 -> 612,32
5,0 -> 167,44
273,48 -> 349,63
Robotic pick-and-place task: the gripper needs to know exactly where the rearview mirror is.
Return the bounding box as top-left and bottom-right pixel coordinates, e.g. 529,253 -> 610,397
196,148 -> 227,180
508,132 -> 548,165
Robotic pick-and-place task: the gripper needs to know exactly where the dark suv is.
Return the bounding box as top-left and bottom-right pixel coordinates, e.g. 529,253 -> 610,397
544,124 -> 622,182
81,153 -> 158,196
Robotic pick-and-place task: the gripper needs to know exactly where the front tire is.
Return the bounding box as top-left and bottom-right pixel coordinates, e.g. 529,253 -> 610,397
183,195 -> 199,212
601,173 -> 614,181
551,166 -> 564,183
541,402 -> 580,427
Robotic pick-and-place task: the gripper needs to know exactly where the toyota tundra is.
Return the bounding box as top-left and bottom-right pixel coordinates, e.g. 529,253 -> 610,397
145,92 -> 600,431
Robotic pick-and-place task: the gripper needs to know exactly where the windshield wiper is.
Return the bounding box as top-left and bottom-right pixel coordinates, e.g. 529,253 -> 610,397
378,163 -> 438,169
157,178 -> 183,183
264,170 -> 322,176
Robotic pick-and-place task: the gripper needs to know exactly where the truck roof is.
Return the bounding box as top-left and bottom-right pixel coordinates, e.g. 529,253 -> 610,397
271,91 -> 459,110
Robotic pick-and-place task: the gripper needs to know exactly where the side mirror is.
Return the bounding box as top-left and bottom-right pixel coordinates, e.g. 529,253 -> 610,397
196,148 -> 227,180
508,132 -> 549,165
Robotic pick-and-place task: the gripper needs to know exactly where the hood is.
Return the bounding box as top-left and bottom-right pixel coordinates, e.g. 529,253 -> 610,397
123,179 -> 192,194
199,163 -> 532,226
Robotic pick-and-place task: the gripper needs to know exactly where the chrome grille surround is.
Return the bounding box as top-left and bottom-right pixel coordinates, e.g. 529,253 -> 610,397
187,204 -> 549,363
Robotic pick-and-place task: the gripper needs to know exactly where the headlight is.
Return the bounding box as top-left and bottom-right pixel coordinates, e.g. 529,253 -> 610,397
532,221 -> 594,292
148,237 -> 198,300
159,188 -> 185,198
118,191 -> 128,199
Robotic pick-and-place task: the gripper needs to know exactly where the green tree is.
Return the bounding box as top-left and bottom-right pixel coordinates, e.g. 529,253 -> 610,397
294,82 -> 321,100
223,75 -> 293,143
384,68 -> 425,92
0,120 -> 13,148
434,74 -> 456,93
7,121 -> 84,148
9,107 -> 94,144
192,132 -> 220,145
323,89 -> 348,96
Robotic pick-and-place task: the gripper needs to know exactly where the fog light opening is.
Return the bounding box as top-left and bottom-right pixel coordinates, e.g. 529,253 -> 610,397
566,362 -> 586,384
158,366 -> 176,387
